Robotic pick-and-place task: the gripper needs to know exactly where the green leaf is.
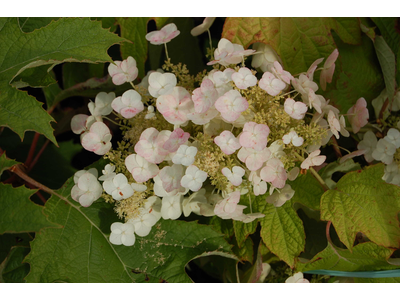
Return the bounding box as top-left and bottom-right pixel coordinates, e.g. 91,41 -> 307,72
290,172 -> 325,210
297,209 -> 328,260
25,177 -> 237,283
62,62 -> 105,90
0,183 -> 56,234
222,17 -> 361,76
260,201 -> 305,268
371,17 -> 400,56
0,17 -> 125,145
0,246 -> 30,283
18,17 -> 59,33
11,65 -> 57,88
321,164 -> 400,250
0,152 -> 20,177
233,194 -> 261,247
319,159 -> 361,190
322,33 -> 384,113
222,17 -> 384,113
231,236 -> 254,263
0,233 -> 32,263
116,17 -> 149,79
374,35 -> 397,102
297,242 -> 396,273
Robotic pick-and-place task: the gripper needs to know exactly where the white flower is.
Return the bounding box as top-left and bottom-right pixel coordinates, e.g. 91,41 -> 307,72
161,195 -> 183,220
125,154 -> 159,183
222,166 -> 245,186
158,164 -> 185,193
214,130 -> 241,155
148,72 -> 177,98
265,184 -> 295,207
384,128 -> 400,148
251,43 -> 280,72
98,164 -> 116,181
108,56 -> 138,86
282,131 -> 304,147
180,165 -> 208,192
191,17 -> 216,36
372,138 -> 396,164
284,98 -> 307,120
258,72 -> 286,96
103,173 -> 134,201
208,38 -> 255,67
81,121 -> 112,155
231,67 -> 257,89
300,150 -> 326,170
88,92 -> 115,117
182,189 -> 208,217
109,222 -> 136,246
285,272 -> 309,283
111,89 -> 144,119
71,171 -> 102,207
357,131 -> 378,163
172,145 -> 198,166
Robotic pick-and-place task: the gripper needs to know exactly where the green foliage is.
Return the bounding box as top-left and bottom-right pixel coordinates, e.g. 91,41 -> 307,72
0,152 -> 20,177
25,177 -> 237,283
321,164 -> 400,250
290,172 -> 325,210
374,36 -> 397,101
297,242 -> 397,273
260,201 -> 305,268
222,17 -> 385,113
117,18 -> 149,79
0,17 -> 125,145
0,246 -> 30,283
0,183 -> 56,234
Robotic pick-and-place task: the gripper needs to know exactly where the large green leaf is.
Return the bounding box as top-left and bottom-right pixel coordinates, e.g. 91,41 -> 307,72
25,177 -> 237,283
0,17 -> 125,145
222,17 -> 361,75
116,17 -> 149,79
290,172 -> 325,210
0,183 -> 56,234
297,242 -> 397,273
321,164 -> 400,250
260,201 -> 305,268
222,17 -> 384,113
374,35 -> 397,101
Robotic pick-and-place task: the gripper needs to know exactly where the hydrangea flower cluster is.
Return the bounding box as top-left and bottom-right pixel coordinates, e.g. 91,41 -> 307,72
70,23 -> 369,247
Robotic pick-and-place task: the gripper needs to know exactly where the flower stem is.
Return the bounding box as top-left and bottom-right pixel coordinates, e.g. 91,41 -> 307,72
10,164 -> 67,200
164,43 -> 170,61
294,152 -> 329,191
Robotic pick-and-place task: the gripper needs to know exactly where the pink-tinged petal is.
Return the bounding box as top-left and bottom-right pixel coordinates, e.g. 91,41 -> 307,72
347,97 -> 369,133
71,114 -> 89,134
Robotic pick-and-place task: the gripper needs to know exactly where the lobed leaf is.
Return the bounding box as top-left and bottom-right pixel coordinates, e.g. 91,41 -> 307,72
0,17 -> 125,144
25,177 -> 237,283
0,183 -> 57,234
259,201 -> 305,268
321,164 -> 400,250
